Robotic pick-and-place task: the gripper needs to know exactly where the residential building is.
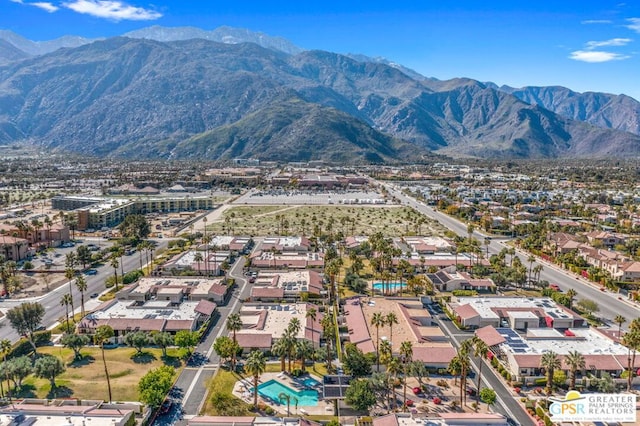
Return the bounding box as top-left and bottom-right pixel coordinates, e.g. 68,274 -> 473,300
426,267 -> 495,292
449,297 -> 584,330
344,298 -> 456,369
234,303 -> 322,354
0,400 -> 138,425
250,270 -> 324,301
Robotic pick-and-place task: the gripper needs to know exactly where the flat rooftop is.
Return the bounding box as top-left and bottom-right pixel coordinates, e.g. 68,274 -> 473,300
239,303 -> 311,339
88,299 -> 200,321
498,327 -> 627,356
131,276 -> 225,296
456,296 -> 574,320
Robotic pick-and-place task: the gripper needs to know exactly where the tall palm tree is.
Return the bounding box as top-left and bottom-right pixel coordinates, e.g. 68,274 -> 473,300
295,340 -> 314,372
565,350 -> 585,390
457,340 -> 473,406
75,275 -> 88,318
566,289 -> 577,310
114,245 -> 125,281
245,350 -> 266,409
615,315 -> 627,338
472,337 -> 489,411
623,327 -> 640,391
386,312 -> 399,348
202,234 -> 211,276
540,351 -> 561,396
226,313 -> 243,369
527,255 -> 536,286
306,307 -> 317,361
64,267 -> 76,317
95,325 -> 115,403
110,255 -> 119,291
371,312 -> 385,372
399,340 -> 413,411
193,251 -> 203,275
272,338 -> 288,372
60,293 -> 72,332
386,356 -> 401,412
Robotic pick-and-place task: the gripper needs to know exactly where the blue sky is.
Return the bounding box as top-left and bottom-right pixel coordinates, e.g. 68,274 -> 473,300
3,0 -> 640,101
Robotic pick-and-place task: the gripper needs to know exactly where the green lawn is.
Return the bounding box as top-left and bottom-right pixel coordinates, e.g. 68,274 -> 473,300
11,346 -> 184,402
205,205 -> 444,237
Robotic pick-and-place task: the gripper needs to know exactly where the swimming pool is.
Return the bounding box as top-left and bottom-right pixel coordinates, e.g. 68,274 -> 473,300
257,379 -> 319,406
372,282 -> 407,291
301,376 -> 321,387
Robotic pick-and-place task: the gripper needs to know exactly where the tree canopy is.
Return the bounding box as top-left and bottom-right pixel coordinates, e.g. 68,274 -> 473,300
138,365 -> 175,408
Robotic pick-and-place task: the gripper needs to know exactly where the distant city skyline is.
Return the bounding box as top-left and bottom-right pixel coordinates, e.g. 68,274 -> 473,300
2,0 -> 640,101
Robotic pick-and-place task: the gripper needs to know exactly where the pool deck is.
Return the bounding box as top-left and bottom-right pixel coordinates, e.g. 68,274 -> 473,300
233,371 -> 335,416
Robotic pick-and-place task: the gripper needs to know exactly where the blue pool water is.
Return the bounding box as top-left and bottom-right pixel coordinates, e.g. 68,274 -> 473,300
257,379 -> 319,406
372,282 -> 407,291
301,377 -> 320,387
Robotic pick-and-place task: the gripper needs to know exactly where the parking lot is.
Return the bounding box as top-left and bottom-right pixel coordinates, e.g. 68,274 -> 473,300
234,189 -> 387,205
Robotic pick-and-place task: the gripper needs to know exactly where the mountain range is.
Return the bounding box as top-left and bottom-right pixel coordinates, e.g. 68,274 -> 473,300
0,25 -> 639,162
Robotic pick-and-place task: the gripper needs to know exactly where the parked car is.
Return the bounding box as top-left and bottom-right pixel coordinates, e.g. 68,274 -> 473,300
159,399 -> 173,415
90,293 -> 99,298
84,269 -> 98,275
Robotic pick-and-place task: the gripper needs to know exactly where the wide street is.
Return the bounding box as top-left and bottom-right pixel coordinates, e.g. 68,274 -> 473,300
0,238 -> 169,342
382,182 -> 640,328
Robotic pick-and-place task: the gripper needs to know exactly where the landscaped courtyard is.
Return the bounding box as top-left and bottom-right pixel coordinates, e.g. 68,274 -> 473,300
11,346 -> 184,402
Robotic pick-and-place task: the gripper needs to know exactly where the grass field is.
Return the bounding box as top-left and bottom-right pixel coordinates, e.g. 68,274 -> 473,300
205,205 -> 447,237
12,346 -> 184,402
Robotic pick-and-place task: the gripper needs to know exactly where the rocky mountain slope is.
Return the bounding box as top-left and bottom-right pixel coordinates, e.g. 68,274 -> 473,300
0,34 -> 639,161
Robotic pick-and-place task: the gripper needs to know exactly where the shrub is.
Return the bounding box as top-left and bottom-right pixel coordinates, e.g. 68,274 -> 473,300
436,379 -> 449,388
265,406 -> 275,415
514,387 -> 521,393
432,397 -> 441,405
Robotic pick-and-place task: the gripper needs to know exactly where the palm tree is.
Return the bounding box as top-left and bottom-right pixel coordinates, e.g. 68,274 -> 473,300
202,234 -> 211,276
386,312 -> 399,348
295,340 -> 314,372
527,255 -> 536,286
306,307 -> 317,362
400,340 -> 413,411
472,337 -> 489,411
110,255 -> 119,291
278,392 -> 298,416
64,267 -> 76,317
386,356 -> 401,411
272,338 -> 288,372
615,315 -> 627,337
95,325 -> 115,402
226,313 -> 243,369
60,293 -> 72,332
457,340 -> 472,407
566,289 -> 577,310
114,245 -> 125,281
540,350 -> 561,396
623,327 -> 640,391
371,312 -> 385,372
193,251 -> 203,275
245,350 -> 266,409
565,350 -> 585,390
75,275 -> 87,318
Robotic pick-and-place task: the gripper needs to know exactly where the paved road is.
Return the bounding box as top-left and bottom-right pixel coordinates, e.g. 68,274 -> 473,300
382,182 -> 640,328
432,311 -> 532,426
0,239 -> 168,342
154,246 -> 256,426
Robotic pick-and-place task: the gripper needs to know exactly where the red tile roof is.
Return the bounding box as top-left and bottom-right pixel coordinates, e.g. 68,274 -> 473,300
372,414 -> 399,426
235,333 -> 272,349
251,287 -> 284,299
475,326 -> 506,347
195,300 -> 217,316
412,346 -> 457,364
454,303 -> 479,320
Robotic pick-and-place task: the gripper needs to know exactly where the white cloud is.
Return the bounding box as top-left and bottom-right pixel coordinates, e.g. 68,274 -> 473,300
581,19 -> 613,24
32,2 -> 59,12
627,18 -> 640,33
62,0 -> 162,21
585,38 -> 632,49
9,0 -> 59,12
569,50 -> 630,62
